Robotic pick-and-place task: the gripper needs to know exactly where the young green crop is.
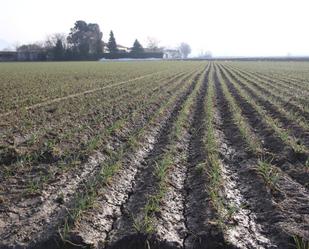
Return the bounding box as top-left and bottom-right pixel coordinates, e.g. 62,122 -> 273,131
57,66 -> 206,243
215,64 -> 263,154
219,64 -> 308,154
135,67 -> 208,234
224,66 -> 309,131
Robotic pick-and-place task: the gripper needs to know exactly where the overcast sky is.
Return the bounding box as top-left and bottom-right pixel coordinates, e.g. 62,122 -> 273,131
1,0 -> 308,57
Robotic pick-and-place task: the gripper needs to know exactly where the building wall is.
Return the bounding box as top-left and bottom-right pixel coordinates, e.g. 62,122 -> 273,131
0,52 -> 17,61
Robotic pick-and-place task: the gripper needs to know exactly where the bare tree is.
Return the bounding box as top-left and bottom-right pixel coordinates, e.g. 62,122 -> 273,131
45,33 -> 67,50
178,42 -> 191,59
146,36 -> 160,52
13,41 -> 20,51
17,43 -> 44,52
2,47 -> 13,51
198,50 -> 212,59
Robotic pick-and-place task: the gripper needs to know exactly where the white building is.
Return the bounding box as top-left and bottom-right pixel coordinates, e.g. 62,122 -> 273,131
103,42 -> 131,53
163,49 -> 182,59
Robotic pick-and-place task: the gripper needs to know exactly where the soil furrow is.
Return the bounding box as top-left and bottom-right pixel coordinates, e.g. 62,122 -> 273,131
183,66 -> 225,249
213,68 -> 296,248
53,68 -> 206,249
217,65 -> 309,245
0,70 -> 167,118
3,71 -> 193,115
1,61 -> 308,249
249,71 -> 309,98
226,65 -> 309,121
231,65 -> 309,104
153,67 -> 210,248
0,69 -> 191,168
269,74 -> 309,92
261,74 -> 309,95
217,66 -> 309,187
151,71 -> 211,247
220,65 -> 309,147
105,71 -> 202,249
2,72 -> 182,200
0,69 -> 203,249
224,64 -> 309,126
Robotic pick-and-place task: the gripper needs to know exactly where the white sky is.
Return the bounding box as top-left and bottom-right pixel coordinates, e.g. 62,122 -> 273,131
1,0 -> 309,57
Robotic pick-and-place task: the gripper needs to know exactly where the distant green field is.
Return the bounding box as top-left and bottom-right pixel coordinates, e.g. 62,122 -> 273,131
0,61 -> 202,113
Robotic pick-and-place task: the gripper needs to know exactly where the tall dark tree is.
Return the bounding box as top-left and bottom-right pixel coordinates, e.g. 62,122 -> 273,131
107,31 -> 118,53
131,39 -> 144,53
67,20 -> 103,57
146,37 -> 160,52
67,20 -> 88,56
87,23 -> 103,54
94,39 -> 104,54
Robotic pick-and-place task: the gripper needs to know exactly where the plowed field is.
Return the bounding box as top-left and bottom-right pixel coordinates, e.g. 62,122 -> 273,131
0,61 -> 308,249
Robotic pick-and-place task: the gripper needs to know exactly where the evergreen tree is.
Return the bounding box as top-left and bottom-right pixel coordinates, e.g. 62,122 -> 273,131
131,39 -> 144,53
107,31 -> 118,53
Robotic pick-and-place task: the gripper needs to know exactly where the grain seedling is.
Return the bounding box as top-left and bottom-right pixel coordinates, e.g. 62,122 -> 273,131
293,235 -> 309,249
220,65 -> 308,154
55,67 -> 203,242
137,67 -> 206,236
256,159 -> 279,191
226,67 -> 309,131
216,66 -> 263,154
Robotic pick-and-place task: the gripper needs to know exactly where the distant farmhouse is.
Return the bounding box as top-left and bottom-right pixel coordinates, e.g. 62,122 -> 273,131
0,43 -> 48,61
116,44 -> 131,53
0,51 -> 47,61
163,49 -> 182,59
102,42 -> 131,53
0,51 -> 17,61
100,42 -> 164,60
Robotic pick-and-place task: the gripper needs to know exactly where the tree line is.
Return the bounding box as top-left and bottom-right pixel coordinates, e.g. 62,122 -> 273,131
16,20 -> 153,60
15,20 -> 192,60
